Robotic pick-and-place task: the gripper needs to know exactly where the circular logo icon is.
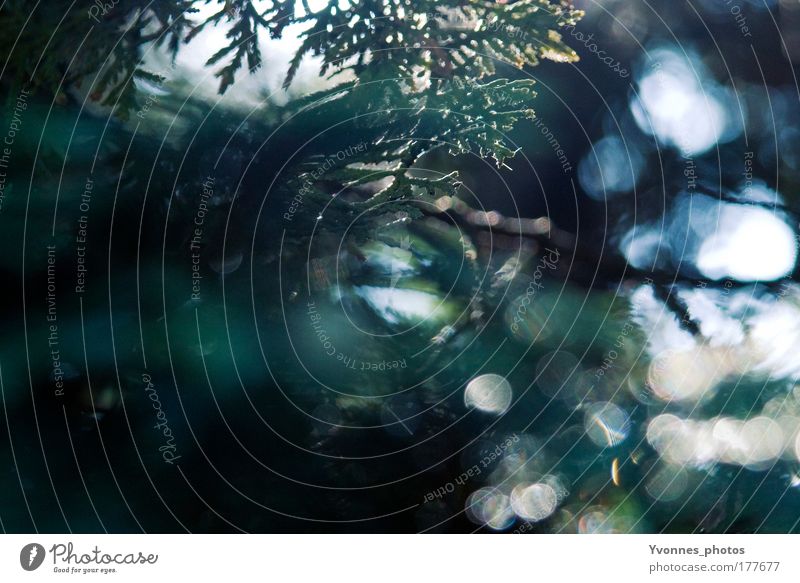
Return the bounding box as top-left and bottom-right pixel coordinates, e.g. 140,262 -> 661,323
20,543 -> 46,571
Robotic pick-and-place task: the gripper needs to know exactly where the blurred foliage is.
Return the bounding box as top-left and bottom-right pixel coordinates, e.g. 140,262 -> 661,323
4,0 -> 800,535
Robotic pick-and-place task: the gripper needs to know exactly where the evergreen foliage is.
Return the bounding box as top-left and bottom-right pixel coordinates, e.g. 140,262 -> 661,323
0,1 -> 582,222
